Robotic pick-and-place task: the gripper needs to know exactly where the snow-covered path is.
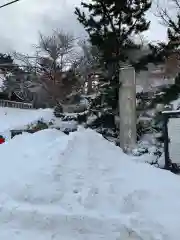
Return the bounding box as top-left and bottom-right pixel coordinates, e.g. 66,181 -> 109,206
1,107 -> 180,239
0,127 -> 179,239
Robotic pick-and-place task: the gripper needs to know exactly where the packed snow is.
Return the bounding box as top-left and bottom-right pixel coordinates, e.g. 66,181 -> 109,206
0,107 -> 180,239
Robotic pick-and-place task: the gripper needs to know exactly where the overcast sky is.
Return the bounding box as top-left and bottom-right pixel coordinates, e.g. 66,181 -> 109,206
0,0 -> 167,55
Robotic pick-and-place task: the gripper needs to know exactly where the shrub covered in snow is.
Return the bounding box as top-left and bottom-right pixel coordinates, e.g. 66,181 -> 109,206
26,120 -> 52,131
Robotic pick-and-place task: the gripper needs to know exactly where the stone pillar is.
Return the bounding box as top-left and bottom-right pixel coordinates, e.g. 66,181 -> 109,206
119,65 -> 137,152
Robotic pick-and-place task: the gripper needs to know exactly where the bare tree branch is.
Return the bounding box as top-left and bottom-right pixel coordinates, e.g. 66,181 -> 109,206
155,0 -> 179,27
10,30 -> 88,107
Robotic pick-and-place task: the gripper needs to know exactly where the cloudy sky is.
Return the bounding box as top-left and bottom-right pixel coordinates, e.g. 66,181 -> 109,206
0,0 -> 167,55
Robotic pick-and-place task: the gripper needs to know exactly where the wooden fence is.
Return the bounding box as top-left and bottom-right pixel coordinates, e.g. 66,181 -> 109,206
0,100 -> 33,109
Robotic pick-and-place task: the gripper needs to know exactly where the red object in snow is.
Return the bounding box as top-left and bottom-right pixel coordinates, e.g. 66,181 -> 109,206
0,137 -> 5,144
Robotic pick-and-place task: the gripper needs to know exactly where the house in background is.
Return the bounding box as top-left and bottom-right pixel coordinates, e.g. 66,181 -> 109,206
136,51 -> 180,93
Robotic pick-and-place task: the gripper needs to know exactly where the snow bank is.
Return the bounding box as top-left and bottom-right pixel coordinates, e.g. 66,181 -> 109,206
0,127 -> 180,239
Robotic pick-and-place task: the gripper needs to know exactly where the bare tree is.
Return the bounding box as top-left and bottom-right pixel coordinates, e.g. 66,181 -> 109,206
154,0 -> 180,76
38,30 -> 76,70
77,40 -> 104,94
12,30 -> 82,107
35,30 -> 82,105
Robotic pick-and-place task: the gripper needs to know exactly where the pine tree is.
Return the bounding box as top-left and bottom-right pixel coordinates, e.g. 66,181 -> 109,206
75,0 -> 152,107
148,1 -> 180,70
74,0 -> 152,136
147,4 -> 180,107
75,0 -> 152,72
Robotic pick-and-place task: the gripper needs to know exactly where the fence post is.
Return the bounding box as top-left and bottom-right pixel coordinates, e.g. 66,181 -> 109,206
119,65 -> 137,152
163,114 -> 171,169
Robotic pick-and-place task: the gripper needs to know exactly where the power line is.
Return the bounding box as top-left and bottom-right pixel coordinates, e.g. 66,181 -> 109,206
0,0 -> 22,9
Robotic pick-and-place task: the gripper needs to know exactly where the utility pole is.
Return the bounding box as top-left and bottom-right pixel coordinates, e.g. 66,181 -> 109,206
0,0 -> 22,9
119,65 -> 137,152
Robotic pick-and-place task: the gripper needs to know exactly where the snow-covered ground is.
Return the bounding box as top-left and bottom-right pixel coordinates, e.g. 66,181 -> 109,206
0,107 -> 53,130
0,107 -> 180,239
0,107 -> 77,140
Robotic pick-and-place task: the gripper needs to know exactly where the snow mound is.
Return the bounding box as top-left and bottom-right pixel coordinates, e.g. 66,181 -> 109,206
0,128 -> 180,239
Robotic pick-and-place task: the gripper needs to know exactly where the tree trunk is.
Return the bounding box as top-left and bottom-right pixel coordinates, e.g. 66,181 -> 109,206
87,75 -> 93,94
